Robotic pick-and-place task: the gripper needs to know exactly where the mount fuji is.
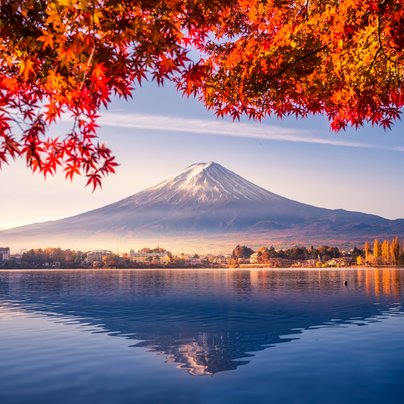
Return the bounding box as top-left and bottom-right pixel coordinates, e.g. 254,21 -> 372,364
1,162 -> 403,252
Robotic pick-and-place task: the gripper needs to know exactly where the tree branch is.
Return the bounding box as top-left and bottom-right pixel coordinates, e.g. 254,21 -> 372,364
269,44 -> 328,80
377,6 -> 397,64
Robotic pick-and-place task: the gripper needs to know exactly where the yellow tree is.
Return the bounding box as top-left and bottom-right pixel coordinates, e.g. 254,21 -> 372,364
364,241 -> 371,264
389,236 -> 401,265
373,239 -> 382,265
381,239 -> 390,264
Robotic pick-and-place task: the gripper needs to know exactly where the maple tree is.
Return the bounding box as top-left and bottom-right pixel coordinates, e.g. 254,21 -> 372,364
0,1 -> 403,188
188,0 -> 404,131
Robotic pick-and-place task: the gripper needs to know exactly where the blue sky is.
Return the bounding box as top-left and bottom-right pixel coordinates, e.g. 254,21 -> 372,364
1,80 -> 404,230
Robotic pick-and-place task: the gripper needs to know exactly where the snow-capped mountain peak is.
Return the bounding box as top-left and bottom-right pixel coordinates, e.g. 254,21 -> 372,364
124,162 -> 282,206
2,161 -> 404,252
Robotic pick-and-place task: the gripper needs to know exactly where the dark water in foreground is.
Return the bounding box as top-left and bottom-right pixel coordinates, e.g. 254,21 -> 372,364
0,268 -> 403,404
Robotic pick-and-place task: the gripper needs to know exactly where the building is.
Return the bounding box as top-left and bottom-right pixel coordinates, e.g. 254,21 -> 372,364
326,257 -> 354,267
86,250 -> 113,264
130,249 -> 171,266
249,252 -> 259,264
0,247 -> 10,261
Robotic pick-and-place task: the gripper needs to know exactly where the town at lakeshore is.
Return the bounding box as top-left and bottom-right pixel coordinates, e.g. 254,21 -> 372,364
0,237 -> 403,269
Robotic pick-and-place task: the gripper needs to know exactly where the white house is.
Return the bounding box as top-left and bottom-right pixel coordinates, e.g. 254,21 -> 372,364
130,249 -> 171,265
249,252 -> 259,264
0,247 -> 10,261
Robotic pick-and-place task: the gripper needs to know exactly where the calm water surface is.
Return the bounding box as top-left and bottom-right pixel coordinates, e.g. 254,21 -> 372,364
0,268 -> 403,403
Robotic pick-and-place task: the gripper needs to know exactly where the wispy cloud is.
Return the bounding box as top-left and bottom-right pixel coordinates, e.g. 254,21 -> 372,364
97,112 -> 403,152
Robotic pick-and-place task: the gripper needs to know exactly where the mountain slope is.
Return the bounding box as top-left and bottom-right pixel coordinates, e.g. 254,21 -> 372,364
1,162 -> 403,251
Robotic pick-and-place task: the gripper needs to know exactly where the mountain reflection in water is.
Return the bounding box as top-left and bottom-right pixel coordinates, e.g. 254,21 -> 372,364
0,268 -> 402,376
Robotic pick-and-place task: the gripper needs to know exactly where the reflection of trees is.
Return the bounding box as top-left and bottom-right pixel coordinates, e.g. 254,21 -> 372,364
361,268 -> 402,298
0,269 -> 403,375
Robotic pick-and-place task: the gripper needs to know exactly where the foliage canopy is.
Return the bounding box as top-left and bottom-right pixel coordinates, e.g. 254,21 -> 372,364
0,0 -> 403,187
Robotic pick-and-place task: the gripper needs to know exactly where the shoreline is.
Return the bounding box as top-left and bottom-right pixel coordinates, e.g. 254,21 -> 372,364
1,266 -> 404,272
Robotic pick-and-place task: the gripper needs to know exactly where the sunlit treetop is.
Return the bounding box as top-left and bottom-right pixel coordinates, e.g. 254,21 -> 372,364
0,0 -> 403,188
188,0 -> 404,131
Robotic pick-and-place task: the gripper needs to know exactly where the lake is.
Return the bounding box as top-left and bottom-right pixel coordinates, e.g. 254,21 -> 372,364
1,268 -> 403,403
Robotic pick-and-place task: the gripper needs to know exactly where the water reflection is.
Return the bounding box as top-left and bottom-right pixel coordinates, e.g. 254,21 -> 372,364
0,268 -> 403,376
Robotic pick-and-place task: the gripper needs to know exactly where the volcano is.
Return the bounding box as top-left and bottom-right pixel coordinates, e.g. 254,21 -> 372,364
1,162 -> 403,252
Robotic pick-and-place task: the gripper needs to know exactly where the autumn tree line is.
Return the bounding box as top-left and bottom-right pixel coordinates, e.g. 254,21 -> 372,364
20,248 -> 86,268
1,247 -> 217,269
2,239 -> 404,269
231,239 -> 404,267
10,248 -> 137,268
231,244 -> 344,266
360,237 -> 403,266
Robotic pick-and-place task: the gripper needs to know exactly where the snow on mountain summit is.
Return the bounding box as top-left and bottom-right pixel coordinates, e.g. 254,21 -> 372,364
122,162 -> 283,206
2,161 -> 404,252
